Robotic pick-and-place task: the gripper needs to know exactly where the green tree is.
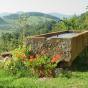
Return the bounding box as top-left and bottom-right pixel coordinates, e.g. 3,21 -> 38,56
17,13 -> 29,47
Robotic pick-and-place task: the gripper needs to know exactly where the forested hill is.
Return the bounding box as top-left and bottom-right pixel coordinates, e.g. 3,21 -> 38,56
0,17 -> 7,24
3,12 -> 60,21
48,12 -> 71,19
0,17 -> 9,30
0,12 -> 60,35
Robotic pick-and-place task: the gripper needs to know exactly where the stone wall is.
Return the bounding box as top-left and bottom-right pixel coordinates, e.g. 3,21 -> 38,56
25,31 -> 88,65
71,31 -> 88,63
26,37 -> 71,62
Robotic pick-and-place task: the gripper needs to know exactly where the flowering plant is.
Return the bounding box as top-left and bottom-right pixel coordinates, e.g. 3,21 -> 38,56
51,54 -> 61,63
5,45 -> 63,77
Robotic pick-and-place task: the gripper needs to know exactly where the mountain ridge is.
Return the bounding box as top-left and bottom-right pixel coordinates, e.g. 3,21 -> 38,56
3,12 -> 60,21
49,12 -> 72,19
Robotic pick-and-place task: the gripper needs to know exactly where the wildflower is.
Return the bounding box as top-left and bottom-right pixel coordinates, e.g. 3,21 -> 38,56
29,59 -> 34,62
21,54 -> 26,59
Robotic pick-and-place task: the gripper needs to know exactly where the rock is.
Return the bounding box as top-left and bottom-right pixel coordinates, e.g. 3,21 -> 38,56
0,52 -> 12,61
1,52 -> 12,58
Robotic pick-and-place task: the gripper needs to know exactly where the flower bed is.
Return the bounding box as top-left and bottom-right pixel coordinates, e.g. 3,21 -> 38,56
3,47 -> 63,78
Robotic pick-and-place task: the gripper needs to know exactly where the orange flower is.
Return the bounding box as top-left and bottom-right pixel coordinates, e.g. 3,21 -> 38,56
51,54 -> 61,63
29,59 -> 34,62
21,54 -> 26,59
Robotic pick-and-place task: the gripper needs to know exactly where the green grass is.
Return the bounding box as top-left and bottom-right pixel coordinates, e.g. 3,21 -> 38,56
0,69 -> 88,88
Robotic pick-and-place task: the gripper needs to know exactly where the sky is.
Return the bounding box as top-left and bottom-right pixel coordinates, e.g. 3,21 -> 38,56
0,0 -> 88,15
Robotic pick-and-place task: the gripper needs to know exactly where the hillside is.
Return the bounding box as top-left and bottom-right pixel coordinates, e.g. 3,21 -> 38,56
49,12 -> 71,19
0,12 -> 11,17
3,12 -> 60,21
0,12 -> 60,35
0,17 -> 7,24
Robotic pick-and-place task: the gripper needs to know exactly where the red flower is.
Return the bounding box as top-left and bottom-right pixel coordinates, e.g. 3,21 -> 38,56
51,54 -> 61,63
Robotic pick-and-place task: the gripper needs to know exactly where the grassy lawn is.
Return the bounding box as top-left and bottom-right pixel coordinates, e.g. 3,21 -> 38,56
0,69 -> 88,88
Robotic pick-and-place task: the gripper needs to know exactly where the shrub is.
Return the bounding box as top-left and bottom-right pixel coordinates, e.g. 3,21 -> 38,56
3,47 -> 62,78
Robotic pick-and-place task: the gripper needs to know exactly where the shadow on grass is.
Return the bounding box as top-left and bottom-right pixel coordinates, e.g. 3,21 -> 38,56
71,47 -> 88,72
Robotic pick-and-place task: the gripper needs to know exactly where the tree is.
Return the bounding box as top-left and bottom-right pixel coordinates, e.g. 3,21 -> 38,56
17,13 -> 29,47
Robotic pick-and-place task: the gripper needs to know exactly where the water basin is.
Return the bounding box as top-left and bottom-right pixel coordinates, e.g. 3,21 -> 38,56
47,33 -> 79,40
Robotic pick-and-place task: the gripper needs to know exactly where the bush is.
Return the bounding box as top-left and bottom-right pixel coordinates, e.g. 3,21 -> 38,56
2,47 -> 62,78
28,55 -> 57,77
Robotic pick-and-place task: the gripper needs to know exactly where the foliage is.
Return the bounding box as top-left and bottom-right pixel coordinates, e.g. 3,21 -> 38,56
28,55 -> 57,77
2,47 -> 62,78
0,32 -> 20,52
52,12 -> 88,32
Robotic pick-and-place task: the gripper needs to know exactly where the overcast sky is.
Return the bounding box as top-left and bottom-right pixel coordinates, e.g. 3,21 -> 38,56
0,0 -> 88,15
